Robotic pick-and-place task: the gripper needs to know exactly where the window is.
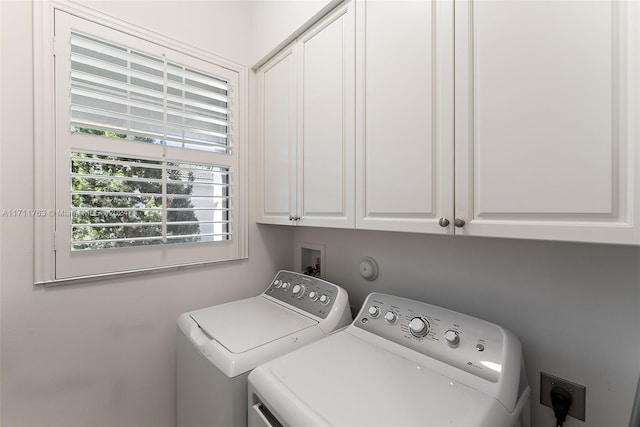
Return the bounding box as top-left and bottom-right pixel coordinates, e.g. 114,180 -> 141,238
70,153 -> 231,250
35,9 -> 247,282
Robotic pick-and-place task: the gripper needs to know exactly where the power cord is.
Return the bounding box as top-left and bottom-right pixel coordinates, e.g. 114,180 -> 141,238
550,386 -> 573,427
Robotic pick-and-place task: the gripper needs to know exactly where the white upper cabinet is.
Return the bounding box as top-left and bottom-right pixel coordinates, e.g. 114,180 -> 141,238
454,0 -> 640,244
256,44 -> 297,225
256,0 -> 355,228
297,1 -> 355,227
257,0 -> 639,244
355,0 -> 454,234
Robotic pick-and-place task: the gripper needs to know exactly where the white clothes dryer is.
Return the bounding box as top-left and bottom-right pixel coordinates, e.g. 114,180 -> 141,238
177,270 -> 351,427
248,292 -> 531,427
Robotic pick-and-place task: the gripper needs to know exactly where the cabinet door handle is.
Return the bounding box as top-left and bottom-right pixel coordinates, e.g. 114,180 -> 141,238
454,218 -> 466,228
438,217 -> 450,227
289,215 -> 294,221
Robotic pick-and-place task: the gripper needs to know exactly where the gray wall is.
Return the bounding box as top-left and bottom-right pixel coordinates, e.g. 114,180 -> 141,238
0,1 -> 294,426
294,226 -> 640,427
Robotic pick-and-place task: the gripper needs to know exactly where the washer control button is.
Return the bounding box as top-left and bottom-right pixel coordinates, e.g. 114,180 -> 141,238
273,280 -> 282,288
292,284 -> 305,298
282,282 -> 291,291
308,291 -> 319,302
384,311 -> 398,324
409,317 -> 430,337
444,329 -> 460,347
319,294 -> 331,306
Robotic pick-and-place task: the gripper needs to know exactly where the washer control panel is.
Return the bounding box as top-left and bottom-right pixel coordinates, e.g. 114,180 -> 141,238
354,293 -> 505,382
266,271 -> 339,319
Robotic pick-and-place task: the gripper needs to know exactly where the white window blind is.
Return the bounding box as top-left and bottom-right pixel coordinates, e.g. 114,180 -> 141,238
44,10 -> 247,281
71,152 -> 231,251
70,32 -> 232,154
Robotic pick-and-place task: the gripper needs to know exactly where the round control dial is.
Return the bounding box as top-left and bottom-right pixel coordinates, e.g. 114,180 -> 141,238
444,329 -> 460,347
273,280 -> 282,288
384,311 -> 398,324
409,317 -> 430,337
367,306 -> 380,318
282,282 -> 291,291
292,284 -> 305,298
319,294 -> 331,306
308,291 -> 319,302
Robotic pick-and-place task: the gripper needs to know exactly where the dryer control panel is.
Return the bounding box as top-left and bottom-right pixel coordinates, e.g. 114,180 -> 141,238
354,293 -> 506,382
265,271 -> 341,319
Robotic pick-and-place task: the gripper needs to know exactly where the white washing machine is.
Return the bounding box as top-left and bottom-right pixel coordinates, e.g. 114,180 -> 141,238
248,292 -> 531,426
177,270 -> 352,427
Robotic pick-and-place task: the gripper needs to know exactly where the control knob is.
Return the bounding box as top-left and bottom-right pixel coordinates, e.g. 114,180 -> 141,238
384,311 -> 398,324
282,282 -> 291,291
308,291 -> 319,302
444,330 -> 460,348
273,280 -> 282,288
292,284 -> 305,298
367,306 -> 380,318
319,294 -> 331,306
409,317 -> 430,337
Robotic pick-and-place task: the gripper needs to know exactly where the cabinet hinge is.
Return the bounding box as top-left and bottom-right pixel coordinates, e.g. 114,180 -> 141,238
52,37 -> 57,57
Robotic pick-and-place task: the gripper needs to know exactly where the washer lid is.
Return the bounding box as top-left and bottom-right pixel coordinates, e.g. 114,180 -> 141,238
189,296 -> 318,354
254,331 -> 507,426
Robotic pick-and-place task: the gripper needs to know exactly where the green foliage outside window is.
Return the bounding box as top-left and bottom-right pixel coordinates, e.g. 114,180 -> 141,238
71,127 -> 200,250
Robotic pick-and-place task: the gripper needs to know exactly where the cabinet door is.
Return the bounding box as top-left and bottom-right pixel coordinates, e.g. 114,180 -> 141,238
455,0 -> 640,244
256,44 -> 297,225
296,0 -> 355,228
356,0 -> 454,234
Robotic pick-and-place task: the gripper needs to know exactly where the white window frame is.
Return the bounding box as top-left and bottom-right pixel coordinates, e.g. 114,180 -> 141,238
33,1 -> 248,284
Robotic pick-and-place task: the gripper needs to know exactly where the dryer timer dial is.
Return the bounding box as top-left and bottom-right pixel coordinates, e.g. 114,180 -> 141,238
409,317 -> 430,337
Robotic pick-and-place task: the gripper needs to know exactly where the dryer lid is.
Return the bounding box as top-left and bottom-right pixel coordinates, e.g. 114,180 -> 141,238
189,296 -> 318,354
251,331 -> 509,426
